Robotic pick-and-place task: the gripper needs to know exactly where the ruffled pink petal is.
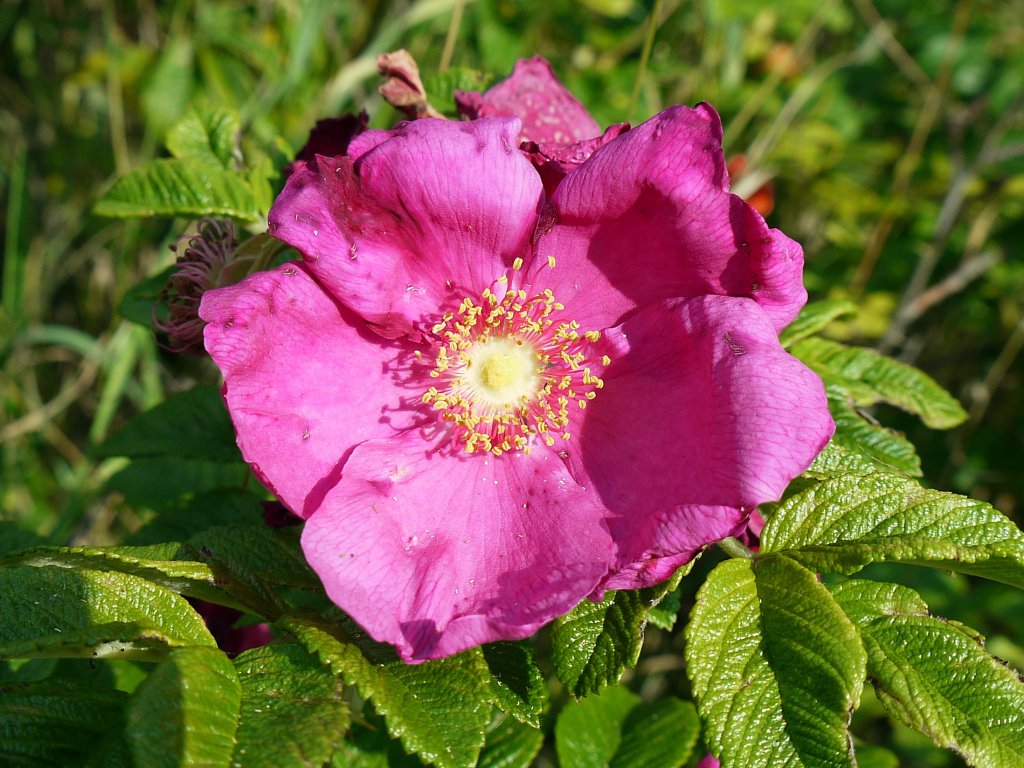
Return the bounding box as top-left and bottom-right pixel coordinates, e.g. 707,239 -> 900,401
301,433 -> 615,662
200,263 -> 421,518
456,56 -> 601,145
268,117 -> 543,338
531,104 -> 806,333
525,123 -> 631,195
570,295 -> 832,591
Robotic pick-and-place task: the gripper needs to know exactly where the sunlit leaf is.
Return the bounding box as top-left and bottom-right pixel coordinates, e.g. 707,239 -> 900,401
760,473 -> 1024,587
93,158 -> 262,221
279,611 -> 490,768
232,643 -> 349,768
779,299 -> 858,348
686,556 -> 865,768
0,566 -> 214,660
791,337 -> 967,429
833,579 -> 1024,768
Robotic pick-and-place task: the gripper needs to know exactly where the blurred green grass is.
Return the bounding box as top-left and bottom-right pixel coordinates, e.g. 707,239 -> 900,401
2,2 -> 1023,764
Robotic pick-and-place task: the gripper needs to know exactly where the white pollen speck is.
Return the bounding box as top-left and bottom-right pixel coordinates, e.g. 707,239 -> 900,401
313,229 -> 319,236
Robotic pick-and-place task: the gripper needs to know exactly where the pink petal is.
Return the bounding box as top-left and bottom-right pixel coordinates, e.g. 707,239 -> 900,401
267,117 -> 543,338
200,263 -> 420,518
456,56 -> 601,145
532,104 -> 806,333
570,295 -> 833,591
526,123 -> 631,195
301,433 -> 615,662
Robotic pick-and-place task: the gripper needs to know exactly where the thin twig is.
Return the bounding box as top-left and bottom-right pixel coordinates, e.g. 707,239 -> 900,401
850,0 -> 930,89
850,0 -> 973,298
900,251 -> 1000,325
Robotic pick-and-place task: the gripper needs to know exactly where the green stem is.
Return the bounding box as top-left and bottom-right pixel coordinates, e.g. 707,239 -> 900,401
627,0 -> 664,123
718,536 -> 755,560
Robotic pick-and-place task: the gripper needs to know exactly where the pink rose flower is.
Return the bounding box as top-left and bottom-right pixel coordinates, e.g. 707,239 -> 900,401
200,104 -> 832,662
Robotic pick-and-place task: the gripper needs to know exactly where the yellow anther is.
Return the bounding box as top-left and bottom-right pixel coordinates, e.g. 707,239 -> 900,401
512,257 -> 524,270
547,255 -> 556,269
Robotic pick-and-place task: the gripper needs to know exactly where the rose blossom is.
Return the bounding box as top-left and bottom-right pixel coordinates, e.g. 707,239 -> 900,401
200,101 -> 832,662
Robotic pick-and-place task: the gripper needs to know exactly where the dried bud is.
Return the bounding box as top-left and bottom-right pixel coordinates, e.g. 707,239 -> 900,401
377,49 -> 444,119
155,218 -> 244,355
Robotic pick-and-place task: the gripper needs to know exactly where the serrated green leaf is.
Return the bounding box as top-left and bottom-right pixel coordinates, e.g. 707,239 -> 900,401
166,103 -> 240,169
832,579 -> 1024,767
478,717 -> 544,768
482,641 -> 545,726
555,687 -> 698,768
552,568 -> 687,698
0,566 -> 214,660
126,646 -> 241,768
232,643 -> 348,768
179,524 -> 317,620
760,473 -> 1024,587
279,611 -> 490,768
822,390 -> 922,476
0,680 -> 128,766
780,299 -> 858,348
686,556 -> 865,768
552,592 -> 646,699
93,157 -> 262,221
98,385 -> 239,462
0,544 -> 245,611
791,337 -> 967,429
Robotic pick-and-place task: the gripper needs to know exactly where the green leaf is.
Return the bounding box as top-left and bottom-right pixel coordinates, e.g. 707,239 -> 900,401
478,717 -> 544,768
555,687 -> 636,768
0,566 -> 214,660
279,611 -> 491,768
555,686 -> 699,768
118,265 -> 172,327
832,579 -> 1024,767
93,158 -> 262,221
232,643 -> 349,768
819,390 -> 922,477
423,68 -> 493,115
97,385 -> 240,462
0,543 -> 245,612
791,337 -> 967,429
686,556 -> 865,768
128,488 -> 265,545
0,680 -> 128,766
166,103 -> 240,169
104,455 -> 250,511
126,646 -> 241,768
760,473 -> 1024,587
481,641 -> 546,726
552,567 -> 688,698
779,299 -> 857,348
331,715 -> 424,767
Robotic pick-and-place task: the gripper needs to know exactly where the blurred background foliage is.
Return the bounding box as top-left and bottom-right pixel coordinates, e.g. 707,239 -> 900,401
1,0 -> 1023,765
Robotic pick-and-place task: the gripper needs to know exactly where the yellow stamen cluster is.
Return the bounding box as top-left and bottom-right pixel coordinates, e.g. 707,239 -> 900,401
421,285 -> 606,456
